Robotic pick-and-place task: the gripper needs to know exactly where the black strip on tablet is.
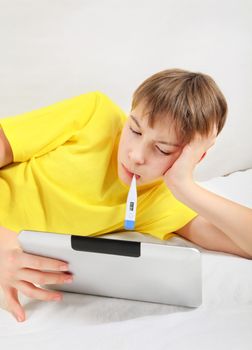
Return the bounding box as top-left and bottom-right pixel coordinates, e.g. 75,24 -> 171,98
71,236 -> 140,257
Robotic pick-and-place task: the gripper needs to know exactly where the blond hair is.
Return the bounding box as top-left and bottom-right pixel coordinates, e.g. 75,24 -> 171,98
131,68 -> 228,144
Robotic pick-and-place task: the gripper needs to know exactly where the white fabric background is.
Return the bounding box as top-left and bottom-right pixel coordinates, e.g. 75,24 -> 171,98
0,0 -> 252,180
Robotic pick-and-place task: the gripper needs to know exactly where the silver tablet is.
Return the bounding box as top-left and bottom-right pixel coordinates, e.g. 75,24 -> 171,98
18,230 -> 202,308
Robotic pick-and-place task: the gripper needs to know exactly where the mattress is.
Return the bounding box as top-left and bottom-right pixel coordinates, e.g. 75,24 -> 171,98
0,169 -> 252,350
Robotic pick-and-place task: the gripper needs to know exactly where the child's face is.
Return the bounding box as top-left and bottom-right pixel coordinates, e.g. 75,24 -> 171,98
117,101 -> 184,186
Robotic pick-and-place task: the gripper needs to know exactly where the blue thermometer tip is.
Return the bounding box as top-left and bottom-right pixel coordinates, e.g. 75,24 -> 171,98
124,220 -> 135,230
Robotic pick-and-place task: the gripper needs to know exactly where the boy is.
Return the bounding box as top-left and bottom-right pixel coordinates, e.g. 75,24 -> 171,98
0,68 -> 251,322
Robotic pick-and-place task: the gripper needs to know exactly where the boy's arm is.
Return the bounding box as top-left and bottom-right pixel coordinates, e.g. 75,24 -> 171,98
175,214 -> 252,259
163,131 -> 252,258
0,128 -> 13,168
173,182 -> 252,258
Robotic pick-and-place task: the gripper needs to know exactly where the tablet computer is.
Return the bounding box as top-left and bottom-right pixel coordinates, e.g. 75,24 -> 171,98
18,230 -> 202,307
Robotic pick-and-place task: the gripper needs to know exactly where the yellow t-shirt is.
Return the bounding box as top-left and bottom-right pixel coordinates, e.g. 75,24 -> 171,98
0,91 -> 198,240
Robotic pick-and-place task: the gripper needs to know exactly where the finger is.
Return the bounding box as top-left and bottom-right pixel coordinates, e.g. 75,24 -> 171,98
3,286 -> 26,322
189,135 -> 214,158
15,280 -> 63,302
211,124 -> 218,137
198,151 -> 207,162
16,268 -> 73,286
20,252 -> 69,272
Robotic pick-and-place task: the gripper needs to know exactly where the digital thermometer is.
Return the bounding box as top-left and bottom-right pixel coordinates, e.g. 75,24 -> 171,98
124,174 -> 137,230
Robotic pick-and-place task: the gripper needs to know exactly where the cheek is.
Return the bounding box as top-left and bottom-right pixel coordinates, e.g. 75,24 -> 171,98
118,127 -> 126,148
118,128 -> 131,157
121,125 -> 135,146
161,160 -> 174,175
150,157 -> 173,177
160,152 -> 182,175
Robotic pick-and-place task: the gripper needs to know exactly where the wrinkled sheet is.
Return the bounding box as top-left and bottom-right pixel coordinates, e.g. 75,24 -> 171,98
1,169 -> 252,350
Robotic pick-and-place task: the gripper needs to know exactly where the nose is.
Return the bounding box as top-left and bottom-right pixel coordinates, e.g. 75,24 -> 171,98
128,146 -> 145,165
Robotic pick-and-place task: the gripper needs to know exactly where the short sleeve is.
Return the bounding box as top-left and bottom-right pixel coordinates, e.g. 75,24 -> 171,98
0,91 -> 98,162
135,182 -> 198,240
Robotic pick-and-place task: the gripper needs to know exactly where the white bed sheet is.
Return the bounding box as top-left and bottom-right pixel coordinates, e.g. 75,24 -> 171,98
1,169 -> 252,350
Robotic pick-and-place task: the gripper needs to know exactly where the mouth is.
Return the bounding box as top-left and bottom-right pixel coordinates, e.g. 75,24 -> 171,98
122,163 -> 141,180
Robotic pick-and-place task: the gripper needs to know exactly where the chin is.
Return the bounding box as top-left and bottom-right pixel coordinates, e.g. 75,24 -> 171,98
118,174 -> 130,185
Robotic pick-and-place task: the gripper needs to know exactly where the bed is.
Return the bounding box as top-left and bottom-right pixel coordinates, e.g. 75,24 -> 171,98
0,168 -> 251,350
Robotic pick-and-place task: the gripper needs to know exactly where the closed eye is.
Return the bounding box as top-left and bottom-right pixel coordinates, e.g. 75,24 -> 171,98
129,127 -> 172,156
156,147 -> 172,156
130,127 -> 141,136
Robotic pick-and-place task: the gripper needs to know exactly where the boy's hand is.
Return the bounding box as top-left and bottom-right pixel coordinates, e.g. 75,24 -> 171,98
162,128 -> 217,191
0,227 -> 73,323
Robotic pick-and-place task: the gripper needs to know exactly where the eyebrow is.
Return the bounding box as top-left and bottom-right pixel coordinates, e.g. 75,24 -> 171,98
130,115 -> 180,147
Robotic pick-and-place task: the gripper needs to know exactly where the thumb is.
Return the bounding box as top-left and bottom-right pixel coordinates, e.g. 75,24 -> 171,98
3,286 -> 26,322
198,151 -> 207,163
